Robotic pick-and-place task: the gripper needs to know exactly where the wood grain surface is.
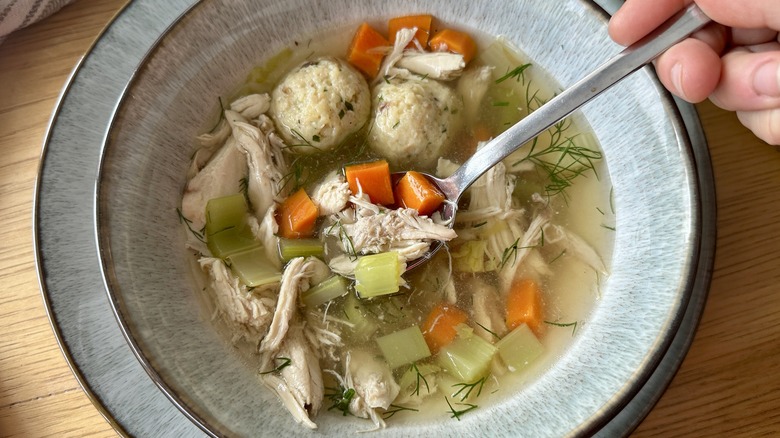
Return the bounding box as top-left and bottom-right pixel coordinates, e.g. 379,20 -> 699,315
0,0 -> 778,436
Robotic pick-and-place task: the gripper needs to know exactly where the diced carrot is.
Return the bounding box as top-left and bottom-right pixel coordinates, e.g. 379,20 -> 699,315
277,188 -> 319,239
394,171 -> 445,216
473,124 -> 493,143
464,123 -> 493,157
388,14 -> 433,48
421,303 -> 469,354
347,22 -> 389,78
344,159 -> 395,206
428,28 -> 477,63
506,278 -> 544,336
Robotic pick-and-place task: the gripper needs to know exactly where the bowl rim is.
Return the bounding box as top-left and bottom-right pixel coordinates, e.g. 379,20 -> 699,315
93,0 -> 704,436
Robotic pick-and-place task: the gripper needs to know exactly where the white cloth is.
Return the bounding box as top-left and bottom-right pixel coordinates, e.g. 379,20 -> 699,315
0,0 -> 73,41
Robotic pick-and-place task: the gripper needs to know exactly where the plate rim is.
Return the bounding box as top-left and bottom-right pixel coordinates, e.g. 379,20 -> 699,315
33,0 -> 714,436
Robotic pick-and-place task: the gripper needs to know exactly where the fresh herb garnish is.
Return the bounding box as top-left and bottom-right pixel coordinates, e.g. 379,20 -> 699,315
474,321 -> 500,340
495,63 -> 532,84
410,362 -> 430,396
544,320 -> 578,336
239,176 -> 250,206
327,219 -> 358,260
325,385 -> 356,416
499,234 -> 542,269
452,376 -> 487,402
383,404 -> 418,419
511,119 -> 602,199
549,249 -> 566,265
259,357 -> 292,375
609,185 -> 615,214
176,208 -> 205,243
445,396 -> 478,420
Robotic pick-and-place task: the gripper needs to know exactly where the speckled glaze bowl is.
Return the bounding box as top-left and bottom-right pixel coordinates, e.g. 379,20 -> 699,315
96,0 -> 701,436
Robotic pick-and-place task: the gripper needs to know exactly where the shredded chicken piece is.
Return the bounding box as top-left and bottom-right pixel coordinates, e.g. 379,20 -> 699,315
191,94 -> 273,174
262,373 -> 317,429
260,257 -> 318,354
327,254 -> 359,278
181,137 -> 245,251
230,93 -> 271,119
347,350 -> 400,412
375,27 -> 417,83
467,277 -> 507,341
303,308 -> 346,362
335,204 -> 457,258
260,323 -> 324,425
198,257 -> 276,344
543,224 -> 608,275
227,110 -> 288,219
395,51 -> 465,80
311,171 -> 350,216
499,209 -> 551,293
327,350 -> 400,431
248,204 -> 281,269
457,65 -> 494,123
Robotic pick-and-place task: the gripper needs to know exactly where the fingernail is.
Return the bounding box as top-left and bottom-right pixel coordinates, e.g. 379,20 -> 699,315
670,63 -> 685,98
753,61 -> 780,97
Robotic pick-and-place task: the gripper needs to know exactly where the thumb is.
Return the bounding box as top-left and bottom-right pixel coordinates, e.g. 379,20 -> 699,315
709,44 -> 780,111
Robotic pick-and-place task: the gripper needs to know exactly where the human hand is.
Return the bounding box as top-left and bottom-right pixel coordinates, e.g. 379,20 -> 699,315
609,0 -> 780,145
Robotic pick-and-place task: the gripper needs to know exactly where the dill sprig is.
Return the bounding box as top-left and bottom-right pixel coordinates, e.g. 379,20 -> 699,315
452,376 -> 487,402
496,65 -> 603,200
549,249 -> 566,265
325,385 -> 356,416
498,230 -> 544,269
383,404 -> 419,419
410,362 -> 430,396
495,63 -> 532,84
474,321 -> 500,341
445,396 -> 478,420
512,119 -> 602,199
258,357 -> 292,375
278,123 -> 372,193
327,219 -> 358,260
176,208 -> 205,243
289,129 -> 321,150
544,320 -> 578,336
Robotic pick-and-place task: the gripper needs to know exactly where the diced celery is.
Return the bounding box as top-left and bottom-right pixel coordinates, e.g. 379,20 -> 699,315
437,328 -> 497,382
354,252 -> 403,298
376,325 -> 431,369
225,246 -> 282,287
205,194 -> 249,236
301,275 -> 350,307
205,193 -> 259,258
207,225 -> 258,259
452,240 -> 489,273
342,293 -> 378,341
495,323 -> 544,372
278,237 -> 324,262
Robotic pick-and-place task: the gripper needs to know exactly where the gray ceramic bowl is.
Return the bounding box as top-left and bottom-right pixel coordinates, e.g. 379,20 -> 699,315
97,0 -> 701,436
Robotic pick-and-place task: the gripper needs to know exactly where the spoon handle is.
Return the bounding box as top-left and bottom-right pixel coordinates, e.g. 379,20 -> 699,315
437,3 -> 711,201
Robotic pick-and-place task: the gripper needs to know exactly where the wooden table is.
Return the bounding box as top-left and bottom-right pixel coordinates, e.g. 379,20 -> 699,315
0,0 -> 778,436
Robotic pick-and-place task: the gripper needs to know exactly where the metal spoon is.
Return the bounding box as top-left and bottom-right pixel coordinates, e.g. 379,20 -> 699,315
405,4 -> 711,270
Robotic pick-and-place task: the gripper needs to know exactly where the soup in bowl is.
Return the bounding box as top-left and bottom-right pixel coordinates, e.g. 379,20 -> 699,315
97,0 -> 700,436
